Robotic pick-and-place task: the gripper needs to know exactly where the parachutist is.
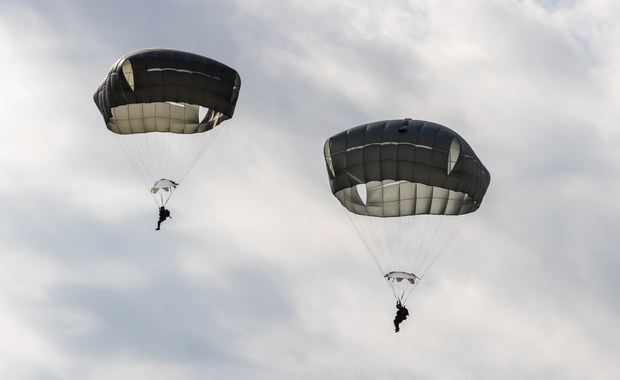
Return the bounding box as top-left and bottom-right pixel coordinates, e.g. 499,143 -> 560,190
155,206 -> 171,231
393,301 -> 409,333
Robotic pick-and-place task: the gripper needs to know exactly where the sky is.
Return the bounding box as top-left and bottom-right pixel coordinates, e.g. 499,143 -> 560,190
1,0 -> 619,379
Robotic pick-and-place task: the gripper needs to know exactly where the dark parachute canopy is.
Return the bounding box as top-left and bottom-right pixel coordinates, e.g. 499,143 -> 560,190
94,48 -> 241,206
324,119 -> 490,303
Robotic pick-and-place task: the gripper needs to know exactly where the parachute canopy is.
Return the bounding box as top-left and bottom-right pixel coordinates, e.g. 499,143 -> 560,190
325,119 -> 489,217
324,119 -> 490,303
94,48 -> 241,206
94,48 -> 240,134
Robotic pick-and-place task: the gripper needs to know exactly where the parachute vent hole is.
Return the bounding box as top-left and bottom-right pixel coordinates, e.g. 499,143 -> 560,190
199,106 -> 209,123
121,60 -> 135,91
448,138 -> 460,174
355,184 -> 368,205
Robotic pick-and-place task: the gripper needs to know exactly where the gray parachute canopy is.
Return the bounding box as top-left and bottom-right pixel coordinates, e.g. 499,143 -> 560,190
324,119 -> 490,217
93,48 -> 241,134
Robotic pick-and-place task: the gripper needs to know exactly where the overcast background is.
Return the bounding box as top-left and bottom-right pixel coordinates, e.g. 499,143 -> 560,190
1,0 -> 619,379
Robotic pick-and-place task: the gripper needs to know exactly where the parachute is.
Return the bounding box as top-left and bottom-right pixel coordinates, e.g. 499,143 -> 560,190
324,119 -> 490,304
94,48 -> 241,206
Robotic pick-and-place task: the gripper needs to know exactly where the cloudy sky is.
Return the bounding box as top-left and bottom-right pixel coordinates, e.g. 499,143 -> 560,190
1,0 -> 619,379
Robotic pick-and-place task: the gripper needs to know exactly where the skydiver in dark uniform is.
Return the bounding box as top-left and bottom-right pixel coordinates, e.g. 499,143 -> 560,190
155,206 -> 171,231
393,301 -> 409,333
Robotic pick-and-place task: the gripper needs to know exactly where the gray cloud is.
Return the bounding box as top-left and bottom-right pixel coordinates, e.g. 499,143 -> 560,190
1,0 -> 619,379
